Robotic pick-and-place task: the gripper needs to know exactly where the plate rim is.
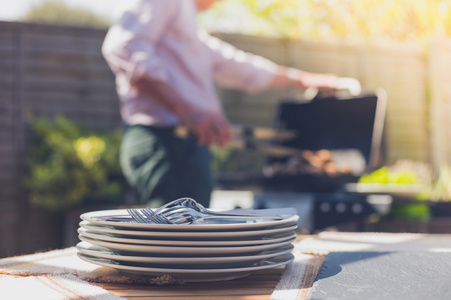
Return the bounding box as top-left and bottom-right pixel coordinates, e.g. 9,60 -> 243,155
77,252 -> 294,274
76,241 -> 294,265
79,235 -> 296,255
79,220 -> 298,238
80,209 -> 299,231
77,227 -> 297,246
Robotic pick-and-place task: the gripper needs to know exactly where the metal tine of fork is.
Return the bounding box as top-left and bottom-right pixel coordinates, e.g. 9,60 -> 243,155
142,205 -> 197,222
132,209 -> 149,224
142,207 -> 156,217
146,215 -> 164,224
140,208 -> 155,220
125,209 -> 138,222
154,214 -> 174,224
155,214 -> 175,224
140,209 -> 172,224
126,209 -> 149,223
142,208 -> 193,224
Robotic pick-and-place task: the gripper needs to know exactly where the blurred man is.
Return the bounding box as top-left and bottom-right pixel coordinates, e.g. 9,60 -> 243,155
102,0 -> 338,207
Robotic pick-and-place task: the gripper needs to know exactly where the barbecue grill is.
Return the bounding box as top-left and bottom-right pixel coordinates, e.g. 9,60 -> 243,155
216,88 -> 389,232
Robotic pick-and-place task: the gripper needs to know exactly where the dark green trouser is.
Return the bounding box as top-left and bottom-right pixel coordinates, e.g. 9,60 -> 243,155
120,125 -> 213,208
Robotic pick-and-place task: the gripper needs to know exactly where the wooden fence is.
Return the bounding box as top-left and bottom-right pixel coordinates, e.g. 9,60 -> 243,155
1,21 -> 451,256
0,21 -> 121,257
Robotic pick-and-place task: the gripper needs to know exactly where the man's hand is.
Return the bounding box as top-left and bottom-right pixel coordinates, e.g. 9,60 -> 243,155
132,77 -> 232,147
182,110 -> 232,147
269,66 -> 338,91
286,68 -> 338,90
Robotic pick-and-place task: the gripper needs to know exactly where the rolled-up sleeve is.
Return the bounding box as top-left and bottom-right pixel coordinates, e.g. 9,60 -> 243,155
102,0 -> 176,84
200,33 -> 278,94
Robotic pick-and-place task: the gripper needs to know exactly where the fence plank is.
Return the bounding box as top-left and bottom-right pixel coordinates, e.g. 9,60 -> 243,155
429,40 -> 451,170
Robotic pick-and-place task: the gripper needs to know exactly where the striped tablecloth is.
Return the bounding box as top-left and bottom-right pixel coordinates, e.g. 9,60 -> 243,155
0,236 -> 322,300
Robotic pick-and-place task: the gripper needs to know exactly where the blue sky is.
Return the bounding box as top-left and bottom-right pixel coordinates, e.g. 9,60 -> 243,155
0,0 -> 122,21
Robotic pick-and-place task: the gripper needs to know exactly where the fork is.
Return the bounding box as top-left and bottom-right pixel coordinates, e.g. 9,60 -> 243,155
142,206 -> 280,225
151,198 -> 284,220
140,208 -> 173,224
126,208 -> 149,223
142,207 -> 197,224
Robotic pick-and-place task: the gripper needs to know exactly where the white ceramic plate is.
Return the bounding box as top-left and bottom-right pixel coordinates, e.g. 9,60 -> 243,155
78,227 -> 296,246
77,252 -> 294,282
79,235 -> 296,256
79,221 -> 298,239
76,241 -> 294,266
80,209 -> 299,231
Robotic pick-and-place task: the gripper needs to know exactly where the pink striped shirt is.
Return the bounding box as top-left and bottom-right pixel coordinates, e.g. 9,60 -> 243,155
102,0 -> 278,126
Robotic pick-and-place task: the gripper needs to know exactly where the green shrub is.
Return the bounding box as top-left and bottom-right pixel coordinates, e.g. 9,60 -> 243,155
358,166 -> 421,185
24,115 -> 127,211
388,203 -> 431,221
358,160 -> 432,220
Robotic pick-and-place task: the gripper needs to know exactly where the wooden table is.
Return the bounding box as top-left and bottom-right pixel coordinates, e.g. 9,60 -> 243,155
4,232 -> 451,300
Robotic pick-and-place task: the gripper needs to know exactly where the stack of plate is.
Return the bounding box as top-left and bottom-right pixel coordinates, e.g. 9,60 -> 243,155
77,208 -> 299,282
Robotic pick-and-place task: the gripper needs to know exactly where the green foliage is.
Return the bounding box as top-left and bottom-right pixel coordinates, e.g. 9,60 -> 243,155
201,0 -> 451,43
358,166 -> 420,185
24,115 -> 127,211
358,160 -> 451,202
22,0 -> 111,28
358,159 -> 431,185
358,160 -> 431,220
389,203 -> 431,221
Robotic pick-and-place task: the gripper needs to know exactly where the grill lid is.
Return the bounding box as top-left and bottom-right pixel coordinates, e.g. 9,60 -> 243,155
266,89 -> 387,182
